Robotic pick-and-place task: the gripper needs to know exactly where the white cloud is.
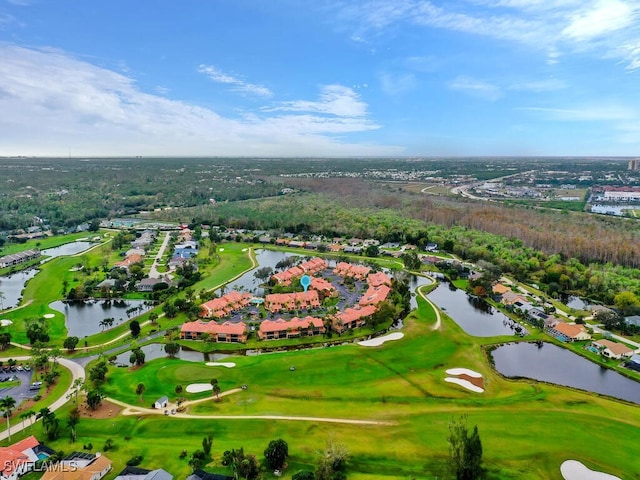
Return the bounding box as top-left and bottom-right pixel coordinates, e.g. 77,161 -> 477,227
561,0 -> 635,41
508,78 -> 567,92
521,104 -> 636,121
448,75 -> 502,101
198,64 -> 273,98
0,45 -> 400,156
378,71 -> 417,95
264,85 -> 370,117
335,0 -> 640,69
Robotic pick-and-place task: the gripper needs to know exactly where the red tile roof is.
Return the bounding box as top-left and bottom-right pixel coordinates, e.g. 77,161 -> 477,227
259,316 -> 324,333
367,271 -> 392,287
181,320 -> 247,336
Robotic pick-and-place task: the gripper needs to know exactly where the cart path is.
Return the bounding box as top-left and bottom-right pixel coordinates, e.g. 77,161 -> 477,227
106,394 -> 395,426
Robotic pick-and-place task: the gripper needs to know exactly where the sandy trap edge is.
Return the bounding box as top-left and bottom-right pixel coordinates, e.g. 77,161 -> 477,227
446,367 -> 482,378
205,362 -> 236,368
560,460 -> 621,480
357,332 -> 404,347
444,377 -> 484,393
186,383 -> 213,393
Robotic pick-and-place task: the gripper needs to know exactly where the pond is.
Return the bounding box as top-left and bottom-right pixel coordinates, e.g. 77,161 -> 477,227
49,299 -> 153,337
111,343 -> 231,365
41,241 -> 95,258
427,282 -> 519,337
560,294 -> 588,311
0,241 -> 95,310
0,269 -> 38,309
491,342 -> 640,405
222,249 -> 313,296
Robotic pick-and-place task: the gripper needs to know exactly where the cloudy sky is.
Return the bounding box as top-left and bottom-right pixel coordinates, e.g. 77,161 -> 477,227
1,0 -> 640,157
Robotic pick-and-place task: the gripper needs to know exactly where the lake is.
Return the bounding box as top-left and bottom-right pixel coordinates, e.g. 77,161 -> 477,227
0,241 -> 95,310
50,299 -> 152,337
491,342 -> 640,405
111,342 -> 231,365
427,282 -> 519,337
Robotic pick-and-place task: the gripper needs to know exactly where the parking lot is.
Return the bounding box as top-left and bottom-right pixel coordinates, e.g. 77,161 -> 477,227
0,364 -> 38,403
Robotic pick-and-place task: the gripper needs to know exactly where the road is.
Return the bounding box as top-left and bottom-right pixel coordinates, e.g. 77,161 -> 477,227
0,357 -> 85,441
148,231 -> 172,279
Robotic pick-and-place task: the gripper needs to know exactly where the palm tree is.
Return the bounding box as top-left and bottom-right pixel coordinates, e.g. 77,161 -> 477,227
67,407 -> 80,442
136,383 -> 146,402
0,396 -> 17,441
211,379 -> 221,401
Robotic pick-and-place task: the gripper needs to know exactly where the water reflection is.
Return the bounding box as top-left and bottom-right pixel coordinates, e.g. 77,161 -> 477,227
427,282 -> 517,337
492,342 -> 640,405
50,299 -> 152,337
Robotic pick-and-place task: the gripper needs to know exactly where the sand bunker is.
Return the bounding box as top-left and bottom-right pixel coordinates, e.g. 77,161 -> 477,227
358,332 -> 404,347
560,460 -> 620,480
446,368 -> 482,378
219,248 -> 225,252
43,313 -> 55,319
186,383 -> 213,393
242,248 -> 248,252
445,367 -> 484,393
205,362 -> 236,368
0,319 -> 12,327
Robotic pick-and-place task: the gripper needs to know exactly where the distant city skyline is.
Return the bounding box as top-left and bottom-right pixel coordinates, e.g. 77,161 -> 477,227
1,0 -> 640,157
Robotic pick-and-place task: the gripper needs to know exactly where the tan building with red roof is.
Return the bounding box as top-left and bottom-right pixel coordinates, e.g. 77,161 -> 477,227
309,277 -> 337,297
367,271 -> 392,288
200,291 -> 252,318
180,320 -> 248,343
333,305 -> 377,333
333,262 -> 371,280
265,290 -> 321,313
359,285 -> 391,307
271,258 -> 328,286
258,316 -> 325,340
492,283 -> 511,295
592,339 -> 635,359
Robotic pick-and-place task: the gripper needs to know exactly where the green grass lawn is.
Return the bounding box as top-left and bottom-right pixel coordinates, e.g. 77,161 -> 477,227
3,242 -> 640,479
44,294 -> 639,480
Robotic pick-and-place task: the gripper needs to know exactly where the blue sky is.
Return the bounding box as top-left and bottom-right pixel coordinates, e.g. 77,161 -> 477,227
1,0 -> 640,157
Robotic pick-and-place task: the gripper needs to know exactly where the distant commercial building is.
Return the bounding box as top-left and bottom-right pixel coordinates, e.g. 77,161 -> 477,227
628,158 -> 640,171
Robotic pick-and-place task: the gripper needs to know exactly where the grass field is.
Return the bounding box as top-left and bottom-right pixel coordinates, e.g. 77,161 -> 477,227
15,294 -> 634,480
3,238 -> 640,479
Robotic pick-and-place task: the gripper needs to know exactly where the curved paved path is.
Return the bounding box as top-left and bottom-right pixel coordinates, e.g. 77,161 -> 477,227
106,393 -> 394,426
0,357 -> 85,441
416,280 -> 442,330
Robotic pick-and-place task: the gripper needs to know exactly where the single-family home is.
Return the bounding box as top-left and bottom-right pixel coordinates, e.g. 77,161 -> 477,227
492,283 -> 511,295
592,339 -> 635,359
550,322 -> 591,341
154,396 -> 169,409
136,277 -> 167,292
114,254 -> 143,270
0,436 -> 51,480
500,291 -> 529,306
180,321 -> 248,343
187,469 -> 233,480
114,466 -> 173,480
626,354 -> 640,371
258,316 -> 325,340
41,452 -> 112,480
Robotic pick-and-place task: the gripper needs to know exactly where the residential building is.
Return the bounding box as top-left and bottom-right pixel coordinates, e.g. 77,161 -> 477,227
592,339 -> 635,359
114,466 -> 173,480
333,305 -> 376,333
41,452 -> 111,480
309,277 -> 337,297
333,262 -> 371,280
180,321 -> 248,343
0,436 -> 51,480
367,271 -> 392,288
265,290 -> 321,313
550,322 -> 591,341
359,285 -> 391,307
114,254 -> 143,270
258,316 -> 325,340
0,249 -> 40,269
200,292 -> 252,318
